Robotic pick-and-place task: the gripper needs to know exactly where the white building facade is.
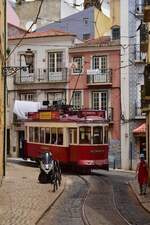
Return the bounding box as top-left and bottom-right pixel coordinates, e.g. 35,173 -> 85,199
8,30 -> 77,157
120,0 -> 145,170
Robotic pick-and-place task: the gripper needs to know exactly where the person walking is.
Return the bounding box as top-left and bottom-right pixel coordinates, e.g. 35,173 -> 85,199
136,153 -> 148,195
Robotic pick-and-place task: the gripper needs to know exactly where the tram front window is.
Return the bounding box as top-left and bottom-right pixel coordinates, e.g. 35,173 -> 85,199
40,128 -> 45,143
34,127 -> 39,142
51,128 -> 56,144
45,128 -> 51,144
93,127 -> 103,144
79,127 -> 91,144
58,128 -> 63,145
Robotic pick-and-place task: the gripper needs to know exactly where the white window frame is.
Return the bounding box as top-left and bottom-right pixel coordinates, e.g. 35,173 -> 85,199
92,91 -> 108,111
71,91 -> 82,109
72,56 -> 83,74
48,51 -> 63,73
19,93 -> 35,101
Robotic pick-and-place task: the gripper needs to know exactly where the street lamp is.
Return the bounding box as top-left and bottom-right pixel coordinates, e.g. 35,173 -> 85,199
2,49 -> 34,176
3,49 -> 34,76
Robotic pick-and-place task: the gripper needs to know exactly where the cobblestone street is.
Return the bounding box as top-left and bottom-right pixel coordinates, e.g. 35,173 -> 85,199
0,159 -> 65,225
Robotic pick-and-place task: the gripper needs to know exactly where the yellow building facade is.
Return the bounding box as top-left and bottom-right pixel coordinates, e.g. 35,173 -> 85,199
0,0 -> 6,181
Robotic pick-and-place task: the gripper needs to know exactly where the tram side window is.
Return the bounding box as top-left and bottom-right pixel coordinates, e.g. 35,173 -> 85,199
45,128 -> 51,144
40,128 -> 45,143
69,128 -> 77,144
51,128 -> 57,144
93,126 -> 103,144
79,127 -> 91,144
104,126 -> 108,144
29,127 -> 34,142
57,128 -> 63,145
34,127 -> 39,142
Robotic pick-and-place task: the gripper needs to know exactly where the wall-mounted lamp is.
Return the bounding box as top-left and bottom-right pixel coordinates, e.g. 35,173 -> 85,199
3,49 -> 34,76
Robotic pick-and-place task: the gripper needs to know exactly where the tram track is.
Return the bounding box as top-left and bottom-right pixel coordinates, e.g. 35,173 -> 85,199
38,173 -> 150,225
80,173 -> 132,225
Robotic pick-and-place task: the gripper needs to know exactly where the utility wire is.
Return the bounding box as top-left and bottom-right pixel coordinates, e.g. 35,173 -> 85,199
6,0 -> 44,61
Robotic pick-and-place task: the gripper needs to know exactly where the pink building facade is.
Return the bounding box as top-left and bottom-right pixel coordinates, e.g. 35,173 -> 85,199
68,37 -> 121,164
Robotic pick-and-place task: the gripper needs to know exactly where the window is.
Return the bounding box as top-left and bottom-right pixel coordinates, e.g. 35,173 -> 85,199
79,127 -> 91,144
34,127 -> 39,142
83,33 -> 90,40
40,128 -> 45,143
57,128 -> 63,145
72,56 -> 83,73
112,26 -> 120,40
83,17 -> 89,25
51,128 -> 57,144
45,128 -> 51,144
69,128 -> 77,144
48,52 -> 63,73
72,91 -> 82,109
29,127 -> 34,142
47,92 -> 65,106
93,127 -> 103,144
92,91 -> 108,110
92,56 -> 107,72
19,93 -> 35,101
104,126 -> 108,144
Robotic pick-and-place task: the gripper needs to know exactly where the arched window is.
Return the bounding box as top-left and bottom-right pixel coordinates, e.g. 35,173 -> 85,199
112,26 -> 120,40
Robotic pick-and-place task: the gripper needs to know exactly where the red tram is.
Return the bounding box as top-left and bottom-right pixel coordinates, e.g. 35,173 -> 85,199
23,108 -> 109,171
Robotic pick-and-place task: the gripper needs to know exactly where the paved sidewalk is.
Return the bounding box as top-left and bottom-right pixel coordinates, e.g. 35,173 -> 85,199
129,179 -> 150,213
0,158 -> 65,225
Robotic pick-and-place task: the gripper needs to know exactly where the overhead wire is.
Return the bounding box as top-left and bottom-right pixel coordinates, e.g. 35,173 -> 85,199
6,0 -> 44,61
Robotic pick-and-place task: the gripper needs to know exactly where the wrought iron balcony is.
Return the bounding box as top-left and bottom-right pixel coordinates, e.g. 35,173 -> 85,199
144,0 -> 150,22
140,23 -> 149,52
87,69 -> 112,85
135,104 -> 146,118
14,68 -> 68,84
134,45 -> 146,63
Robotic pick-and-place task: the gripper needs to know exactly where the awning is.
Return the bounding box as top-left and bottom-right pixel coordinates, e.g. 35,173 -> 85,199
133,123 -> 146,135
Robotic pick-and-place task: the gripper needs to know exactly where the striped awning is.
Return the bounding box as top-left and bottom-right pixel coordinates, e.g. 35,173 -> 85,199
133,123 -> 146,135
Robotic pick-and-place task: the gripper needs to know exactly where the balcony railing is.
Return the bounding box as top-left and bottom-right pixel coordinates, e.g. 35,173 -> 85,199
140,23 -> 149,52
144,0 -> 150,22
135,105 -> 146,118
134,45 -> 146,63
87,69 -> 112,85
14,68 -> 68,84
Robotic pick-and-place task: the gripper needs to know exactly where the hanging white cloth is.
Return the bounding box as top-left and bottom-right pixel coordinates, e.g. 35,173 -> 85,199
13,100 -> 42,119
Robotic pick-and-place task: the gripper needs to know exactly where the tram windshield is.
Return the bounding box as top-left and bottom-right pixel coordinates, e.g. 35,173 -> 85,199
79,127 -> 91,144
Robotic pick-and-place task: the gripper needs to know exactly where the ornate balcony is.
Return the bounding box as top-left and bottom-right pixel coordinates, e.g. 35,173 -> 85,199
144,0 -> 150,22
140,23 -> 149,52
87,69 -> 112,86
14,68 -> 68,84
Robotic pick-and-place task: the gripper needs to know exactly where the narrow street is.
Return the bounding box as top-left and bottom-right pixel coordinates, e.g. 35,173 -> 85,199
37,170 -> 150,225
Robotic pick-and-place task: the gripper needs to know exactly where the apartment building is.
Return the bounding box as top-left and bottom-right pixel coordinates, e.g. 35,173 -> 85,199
8,29 -> 77,157
68,37 -> 121,167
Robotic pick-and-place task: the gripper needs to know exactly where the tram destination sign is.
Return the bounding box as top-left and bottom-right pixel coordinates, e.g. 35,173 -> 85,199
79,110 -> 106,118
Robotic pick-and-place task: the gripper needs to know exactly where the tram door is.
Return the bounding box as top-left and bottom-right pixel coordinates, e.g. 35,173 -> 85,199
18,131 -> 25,158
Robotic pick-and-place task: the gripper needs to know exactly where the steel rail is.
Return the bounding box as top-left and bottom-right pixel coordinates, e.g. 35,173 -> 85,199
92,173 -> 132,225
